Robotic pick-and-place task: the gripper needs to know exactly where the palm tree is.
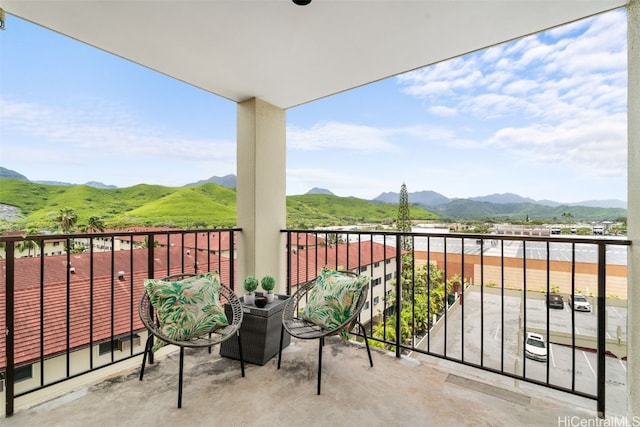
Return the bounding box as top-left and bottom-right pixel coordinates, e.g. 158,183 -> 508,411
15,228 -> 40,257
83,215 -> 105,233
56,208 -> 78,233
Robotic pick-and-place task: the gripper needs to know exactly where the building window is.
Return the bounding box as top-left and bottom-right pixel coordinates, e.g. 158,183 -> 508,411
374,262 -> 380,268
385,273 -> 393,281
373,296 -> 380,305
386,259 -> 391,264
371,278 -> 381,287
360,266 -> 367,273
15,365 -> 33,382
363,301 -> 370,310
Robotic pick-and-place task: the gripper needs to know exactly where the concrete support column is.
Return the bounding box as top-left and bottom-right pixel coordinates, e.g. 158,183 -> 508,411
236,98 -> 287,293
628,0 -> 639,420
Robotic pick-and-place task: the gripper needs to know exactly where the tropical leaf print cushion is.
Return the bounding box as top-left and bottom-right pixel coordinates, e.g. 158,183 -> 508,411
144,272 -> 229,351
300,270 -> 369,340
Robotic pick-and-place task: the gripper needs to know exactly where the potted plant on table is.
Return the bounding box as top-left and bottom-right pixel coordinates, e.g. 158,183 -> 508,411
243,275 -> 259,305
261,275 -> 276,303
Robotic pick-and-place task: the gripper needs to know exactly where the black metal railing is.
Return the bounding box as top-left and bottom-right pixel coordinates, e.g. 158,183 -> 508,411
283,229 -> 631,417
1,228 -> 240,417
1,227 -> 630,418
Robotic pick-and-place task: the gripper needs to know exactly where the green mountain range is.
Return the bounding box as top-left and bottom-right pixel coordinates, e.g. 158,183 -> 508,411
425,198 -> 626,222
0,165 -> 626,231
0,179 -> 437,231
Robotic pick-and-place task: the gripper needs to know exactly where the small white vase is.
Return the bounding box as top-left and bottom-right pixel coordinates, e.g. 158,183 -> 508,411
244,292 -> 255,305
266,292 -> 274,303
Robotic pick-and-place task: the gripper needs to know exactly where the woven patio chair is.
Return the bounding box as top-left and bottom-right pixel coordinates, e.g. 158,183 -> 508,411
138,272 -> 245,408
277,270 -> 373,394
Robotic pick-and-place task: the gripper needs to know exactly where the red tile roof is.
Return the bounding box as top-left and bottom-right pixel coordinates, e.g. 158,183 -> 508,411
0,246 -> 235,368
122,229 -> 237,252
288,239 -> 397,287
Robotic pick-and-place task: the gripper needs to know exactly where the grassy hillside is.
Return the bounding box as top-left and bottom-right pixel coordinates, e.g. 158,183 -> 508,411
287,194 -> 437,227
120,184 -> 237,227
0,179 -> 437,231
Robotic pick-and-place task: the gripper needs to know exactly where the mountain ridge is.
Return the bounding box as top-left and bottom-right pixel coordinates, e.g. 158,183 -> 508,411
0,167 -> 627,211
373,189 -> 626,210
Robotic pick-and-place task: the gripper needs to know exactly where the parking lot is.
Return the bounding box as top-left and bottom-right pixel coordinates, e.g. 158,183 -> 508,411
414,288 -> 628,415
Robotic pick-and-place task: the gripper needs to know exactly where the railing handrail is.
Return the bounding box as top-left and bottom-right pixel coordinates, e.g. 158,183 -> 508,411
281,227 -> 631,245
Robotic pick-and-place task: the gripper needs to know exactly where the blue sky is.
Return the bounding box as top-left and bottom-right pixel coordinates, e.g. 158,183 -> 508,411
0,9 -> 628,203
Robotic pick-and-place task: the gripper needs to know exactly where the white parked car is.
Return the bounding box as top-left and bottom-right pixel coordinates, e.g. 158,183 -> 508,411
569,294 -> 592,312
525,332 -> 547,362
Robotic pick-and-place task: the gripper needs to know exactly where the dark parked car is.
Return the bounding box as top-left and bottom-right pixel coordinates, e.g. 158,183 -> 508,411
546,294 -> 564,309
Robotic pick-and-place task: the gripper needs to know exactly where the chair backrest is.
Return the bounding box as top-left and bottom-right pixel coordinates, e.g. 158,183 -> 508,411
284,270 -> 369,338
139,273 -> 198,330
139,272 -> 243,347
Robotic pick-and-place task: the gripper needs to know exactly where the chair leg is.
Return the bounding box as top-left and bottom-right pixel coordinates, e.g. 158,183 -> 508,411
177,347 -> 185,409
237,331 -> 245,377
139,335 -> 154,381
277,325 -> 285,369
358,320 -> 374,367
317,339 -> 323,395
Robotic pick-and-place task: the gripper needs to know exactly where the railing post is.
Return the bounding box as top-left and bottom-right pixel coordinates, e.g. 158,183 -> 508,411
285,231 -> 292,296
5,241 -> 15,417
147,233 -> 155,365
395,234 -> 402,358
229,230 -> 235,292
596,242 -> 606,418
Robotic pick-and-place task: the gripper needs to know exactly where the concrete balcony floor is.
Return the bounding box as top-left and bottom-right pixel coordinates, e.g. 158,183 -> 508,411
4,338 -> 599,427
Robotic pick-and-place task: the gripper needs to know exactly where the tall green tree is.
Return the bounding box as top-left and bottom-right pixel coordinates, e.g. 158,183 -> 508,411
56,208 -> 78,233
396,182 -> 412,250
83,215 -> 105,233
15,228 -> 40,257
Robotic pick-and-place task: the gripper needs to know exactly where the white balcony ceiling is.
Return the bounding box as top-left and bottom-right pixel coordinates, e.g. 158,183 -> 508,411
1,0 -> 628,109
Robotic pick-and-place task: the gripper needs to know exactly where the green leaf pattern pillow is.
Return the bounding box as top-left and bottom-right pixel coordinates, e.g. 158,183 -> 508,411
144,272 -> 229,351
300,270 -> 369,340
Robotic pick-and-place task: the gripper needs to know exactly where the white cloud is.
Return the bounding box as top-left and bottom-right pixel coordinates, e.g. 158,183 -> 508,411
0,97 -> 237,186
287,121 -> 401,153
394,10 -> 627,180
287,167 -> 387,198
486,111 -> 626,178
396,56 -> 484,98
503,79 -> 539,95
459,93 -> 532,119
428,105 -> 457,117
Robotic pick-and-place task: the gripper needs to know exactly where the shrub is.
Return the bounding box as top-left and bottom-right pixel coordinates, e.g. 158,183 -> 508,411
243,276 -> 259,293
261,275 -> 276,292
